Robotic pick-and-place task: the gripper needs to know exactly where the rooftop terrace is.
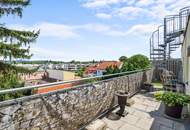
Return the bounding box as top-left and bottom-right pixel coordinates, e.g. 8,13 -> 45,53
0,68 -> 189,130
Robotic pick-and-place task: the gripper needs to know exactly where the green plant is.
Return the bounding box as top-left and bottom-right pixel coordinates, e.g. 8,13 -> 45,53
104,65 -> 120,75
75,67 -> 85,77
119,56 -> 127,62
155,92 -> 190,106
121,54 -> 150,71
0,0 -> 39,100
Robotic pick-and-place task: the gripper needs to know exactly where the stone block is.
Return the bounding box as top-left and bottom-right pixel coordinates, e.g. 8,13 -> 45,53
86,119 -> 107,130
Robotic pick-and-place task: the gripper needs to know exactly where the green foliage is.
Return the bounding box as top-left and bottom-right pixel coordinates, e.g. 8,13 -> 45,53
119,56 -> 127,62
0,26 -> 39,60
0,62 -> 34,101
75,67 -> 85,77
0,0 -> 39,100
0,0 -> 39,63
104,65 -> 120,75
155,92 -> 190,106
0,0 -> 30,17
121,54 -> 150,71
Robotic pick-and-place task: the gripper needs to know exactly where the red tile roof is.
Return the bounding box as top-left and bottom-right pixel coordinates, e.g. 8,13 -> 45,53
85,61 -> 122,74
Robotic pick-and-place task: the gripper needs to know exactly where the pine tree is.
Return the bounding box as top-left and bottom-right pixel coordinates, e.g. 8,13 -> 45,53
0,0 -> 39,98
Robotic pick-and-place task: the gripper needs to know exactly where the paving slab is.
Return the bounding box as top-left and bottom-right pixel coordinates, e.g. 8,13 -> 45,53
135,118 -> 154,130
120,114 -> 139,125
119,123 -> 143,130
173,121 -> 186,130
153,116 -> 174,128
160,125 -> 173,130
102,118 -> 126,130
96,93 -> 189,130
132,104 -> 148,111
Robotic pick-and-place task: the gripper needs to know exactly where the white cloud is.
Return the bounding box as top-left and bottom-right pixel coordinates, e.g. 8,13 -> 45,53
136,0 -> 154,7
31,47 -> 64,58
127,23 -> 159,35
79,23 -> 158,37
95,13 -> 112,19
37,23 -> 79,39
75,23 -> 126,36
9,22 -> 79,40
9,22 -> 159,38
167,0 -> 190,12
80,0 -> 190,20
115,6 -> 149,19
127,0 -> 136,5
77,23 -> 111,32
81,23 -> 159,37
81,0 -> 123,8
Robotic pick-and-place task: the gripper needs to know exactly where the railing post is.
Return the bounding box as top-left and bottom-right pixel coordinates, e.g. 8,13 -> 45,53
164,17 -> 167,64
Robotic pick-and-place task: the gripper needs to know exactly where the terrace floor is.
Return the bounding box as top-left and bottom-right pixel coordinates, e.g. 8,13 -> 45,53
100,92 -> 190,130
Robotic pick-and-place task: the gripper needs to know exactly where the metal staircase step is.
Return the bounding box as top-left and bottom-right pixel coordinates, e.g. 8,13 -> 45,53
150,53 -> 165,55
158,44 -> 166,47
165,38 -> 175,43
166,30 -> 184,38
152,58 -> 165,60
170,47 -> 178,50
153,49 -> 165,51
170,43 -> 182,46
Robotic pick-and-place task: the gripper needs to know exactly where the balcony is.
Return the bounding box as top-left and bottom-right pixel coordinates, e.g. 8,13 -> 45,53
0,68 -> 189,130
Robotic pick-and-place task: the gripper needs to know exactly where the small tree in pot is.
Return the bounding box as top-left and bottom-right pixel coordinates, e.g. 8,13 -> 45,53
155,92 -> 190,118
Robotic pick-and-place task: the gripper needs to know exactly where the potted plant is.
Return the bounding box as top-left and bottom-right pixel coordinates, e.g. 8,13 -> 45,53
155,92 -> 190,118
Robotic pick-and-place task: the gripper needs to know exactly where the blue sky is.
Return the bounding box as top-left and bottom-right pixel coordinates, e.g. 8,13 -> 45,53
2,0 -> 189,61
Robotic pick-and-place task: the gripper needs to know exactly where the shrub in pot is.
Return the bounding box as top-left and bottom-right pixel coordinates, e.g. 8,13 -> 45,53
155,92 -> 190,118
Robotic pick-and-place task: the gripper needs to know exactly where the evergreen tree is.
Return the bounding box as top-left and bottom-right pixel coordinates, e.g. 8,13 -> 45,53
0,0 -> 39,98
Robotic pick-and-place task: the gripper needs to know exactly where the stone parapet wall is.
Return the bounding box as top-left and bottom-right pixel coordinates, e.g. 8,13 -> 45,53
0,69 -> 153,130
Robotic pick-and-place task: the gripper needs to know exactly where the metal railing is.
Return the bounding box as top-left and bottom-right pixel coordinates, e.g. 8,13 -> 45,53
0,69 -> 149,96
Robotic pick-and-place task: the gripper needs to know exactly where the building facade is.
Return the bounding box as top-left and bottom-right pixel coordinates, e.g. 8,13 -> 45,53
182,16 -> 190,94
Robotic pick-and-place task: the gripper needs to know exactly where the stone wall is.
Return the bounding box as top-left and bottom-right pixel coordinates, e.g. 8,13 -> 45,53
0,70 -> 153,130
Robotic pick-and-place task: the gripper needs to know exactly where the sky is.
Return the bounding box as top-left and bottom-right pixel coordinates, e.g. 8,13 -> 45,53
1,0 -> 190,61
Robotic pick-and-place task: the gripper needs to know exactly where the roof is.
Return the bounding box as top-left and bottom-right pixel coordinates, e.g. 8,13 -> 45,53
96,61 -> 122,70
85,61 -> 122,74
35,82 -> 80,94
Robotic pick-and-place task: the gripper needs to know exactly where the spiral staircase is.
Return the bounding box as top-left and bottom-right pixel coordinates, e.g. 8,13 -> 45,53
150,6 -> 190,68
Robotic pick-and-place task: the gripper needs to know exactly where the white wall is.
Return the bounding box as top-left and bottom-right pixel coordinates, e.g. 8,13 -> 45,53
182,17 -> 190,94
47,69 -> 64,81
